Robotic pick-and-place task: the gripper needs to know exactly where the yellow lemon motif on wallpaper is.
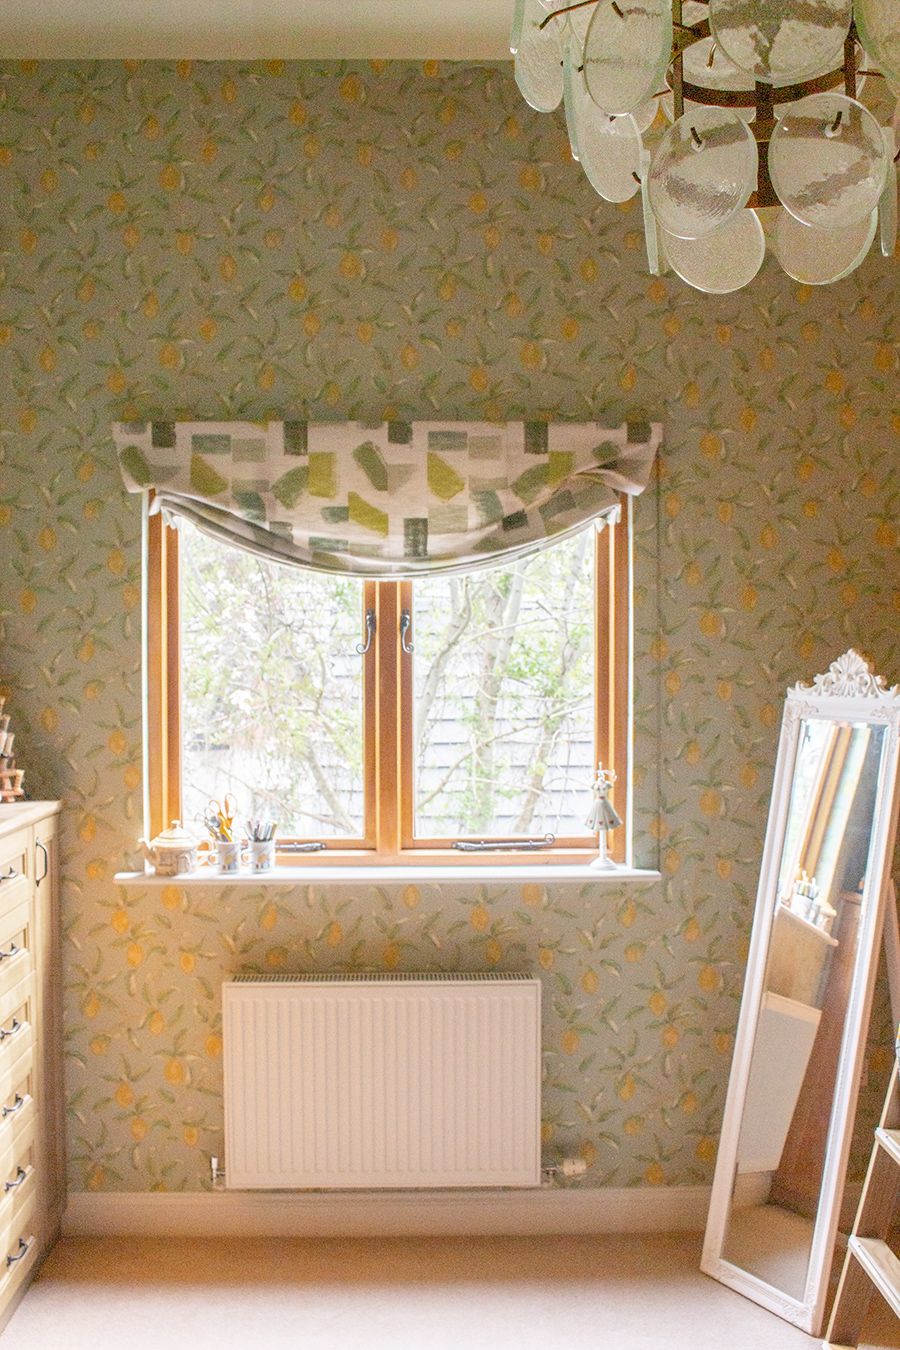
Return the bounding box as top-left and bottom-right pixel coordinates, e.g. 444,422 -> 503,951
644,1162 -> 665,1185
623,1115 -> 644,1136
183,1125 -> 200,1147
580,1141 -> 597,1167
86,1165 -> 105,1192
695,1138 -> 716,1163
538,947 -> 555,971
697,964 -> 722,993
110,908 -> 130,934
680,1092 -> 698,1115
521,882 -> 543,908
89,1035 -> 109,1056
40,706 -> 58,732
266,946 -> 287,968
164,1058 -> 185,1085
382,943 -> 400,970
130,1116 -> 148,1142
179,952 -> 196,974
581,969 -> 599,996
114,1082 -> 134,1109
205,1034 -> 222,1058
617,1074 -> 636,1101
648,991 -> 667,1017
470,904 -> 490,932
402,885 -> 420,910
82,991 -> 101,1019
126,942 -> 144,968
485,939 -> 503,966
259,903 -> 278,931
325,920 -> 343,947
683,917 -> 701,943
561,1028 -> 580,1055
148,1011 -> 165,1035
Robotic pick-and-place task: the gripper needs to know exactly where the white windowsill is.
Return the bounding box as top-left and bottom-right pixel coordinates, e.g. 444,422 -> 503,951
114,865 -> 660,887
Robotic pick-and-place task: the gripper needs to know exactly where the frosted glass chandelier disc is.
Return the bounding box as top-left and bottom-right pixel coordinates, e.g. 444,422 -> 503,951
855,0 -> 900,85
513,0 -> 564,112
583,0 -> 673,115
768,94 -> 888,230
708,0 -> 852,84
879,128 -> 898,258
648,107 -> 759,239
661,209 -> 765,292
772,208 -> 877,283
565,45 -> 643,201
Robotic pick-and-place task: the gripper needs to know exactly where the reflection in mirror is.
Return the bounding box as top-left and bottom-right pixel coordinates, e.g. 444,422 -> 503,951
722,719 -> 886,1301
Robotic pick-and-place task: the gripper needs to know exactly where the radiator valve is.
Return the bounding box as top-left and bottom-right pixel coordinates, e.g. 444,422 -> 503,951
209,1155 -> 226,1190
542,1157 -> 588,1184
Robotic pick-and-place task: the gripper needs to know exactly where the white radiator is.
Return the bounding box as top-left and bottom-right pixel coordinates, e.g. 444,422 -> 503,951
222,973 -> 542,1190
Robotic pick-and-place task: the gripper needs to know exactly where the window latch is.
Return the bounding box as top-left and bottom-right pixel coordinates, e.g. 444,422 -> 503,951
277,842 -> 327,854
356,609 -> 376,655
400,609 -> 414,654
453,835 -> 556,852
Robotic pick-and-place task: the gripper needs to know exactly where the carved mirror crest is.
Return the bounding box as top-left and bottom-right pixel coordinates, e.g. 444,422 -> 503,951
701,651 -> 900,1335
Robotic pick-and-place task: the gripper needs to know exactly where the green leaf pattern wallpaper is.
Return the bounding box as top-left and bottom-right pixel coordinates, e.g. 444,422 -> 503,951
0,59 -> 897,1194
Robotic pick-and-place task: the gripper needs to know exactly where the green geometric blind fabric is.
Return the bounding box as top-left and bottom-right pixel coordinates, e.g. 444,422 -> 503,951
113,420 -> 661,577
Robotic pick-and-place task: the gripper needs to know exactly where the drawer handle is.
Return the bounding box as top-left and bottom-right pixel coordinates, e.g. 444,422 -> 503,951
0,1020 -> 22,1042
4,1166 -> 27,1193
0,1094 -> 25,1119
35,842 -> 48,886
0,943 -> 19,963
6,1236 -> 31,1267
0,868 -> 17,886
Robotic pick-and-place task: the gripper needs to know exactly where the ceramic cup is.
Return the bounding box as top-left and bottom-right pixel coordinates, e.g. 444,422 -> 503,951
247,839 -> 276,872
216,840 -> 241,873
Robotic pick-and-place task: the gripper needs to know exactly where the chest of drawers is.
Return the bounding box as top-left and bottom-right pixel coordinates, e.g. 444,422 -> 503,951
0,804 -> 63,1333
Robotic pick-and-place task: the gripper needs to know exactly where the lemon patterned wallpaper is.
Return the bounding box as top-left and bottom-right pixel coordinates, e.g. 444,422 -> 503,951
0,59 -> 897,1195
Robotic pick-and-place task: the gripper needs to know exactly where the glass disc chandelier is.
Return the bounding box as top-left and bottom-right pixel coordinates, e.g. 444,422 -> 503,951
510,0 -> 899,292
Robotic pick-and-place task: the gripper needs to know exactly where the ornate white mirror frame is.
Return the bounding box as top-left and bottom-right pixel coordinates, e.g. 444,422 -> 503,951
701,651 -> 900,1336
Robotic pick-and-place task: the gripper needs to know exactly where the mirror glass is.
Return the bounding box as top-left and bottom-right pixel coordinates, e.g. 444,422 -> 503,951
721,716 -> 886,1299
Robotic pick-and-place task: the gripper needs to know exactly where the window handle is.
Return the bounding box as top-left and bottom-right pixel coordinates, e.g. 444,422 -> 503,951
400,610 -> 414,654
356,609 -> 376,655
453,835 -> 556,852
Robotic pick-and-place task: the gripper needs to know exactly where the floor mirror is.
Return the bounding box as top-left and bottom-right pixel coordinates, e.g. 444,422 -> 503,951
701,651 -> 900,1335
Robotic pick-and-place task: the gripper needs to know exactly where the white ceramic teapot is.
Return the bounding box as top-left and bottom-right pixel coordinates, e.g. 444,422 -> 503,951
138,820 -> 199,876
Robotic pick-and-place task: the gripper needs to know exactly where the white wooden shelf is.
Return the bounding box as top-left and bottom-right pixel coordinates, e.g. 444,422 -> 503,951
847,1237 -> 900,1319
114,865 -> 661,887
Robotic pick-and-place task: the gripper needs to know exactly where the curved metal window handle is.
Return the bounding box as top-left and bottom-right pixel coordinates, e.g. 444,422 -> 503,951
355,609 -> 376,656
0,943 -> 19,963
0,867 -> 18,885
4,1167 -> 28,1193
35,840 -> 49,885
0,1020 -> 22,1042
1,1094 -> 25,1120
6,1237 -> 31,1267
400,610 -> 414,654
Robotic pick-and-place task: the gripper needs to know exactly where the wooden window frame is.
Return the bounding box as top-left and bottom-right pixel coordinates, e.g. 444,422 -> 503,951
146,502 -> 631,866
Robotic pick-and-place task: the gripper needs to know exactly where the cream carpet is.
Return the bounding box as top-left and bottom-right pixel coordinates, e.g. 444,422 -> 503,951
5,1234 -> 898,1349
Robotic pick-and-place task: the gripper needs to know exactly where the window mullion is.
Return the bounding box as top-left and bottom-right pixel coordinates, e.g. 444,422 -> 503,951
374,580 -> 402,856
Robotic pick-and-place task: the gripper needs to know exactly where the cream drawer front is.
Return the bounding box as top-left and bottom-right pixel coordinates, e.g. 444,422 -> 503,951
0,1164 -> 37,1262
0,828 -> 31,910
0,1026 -> 32,1110
0,897 -> 32,1007
0,873 -> 29,929
0,1092 -> 34,1185
0,1224 -> 39,1316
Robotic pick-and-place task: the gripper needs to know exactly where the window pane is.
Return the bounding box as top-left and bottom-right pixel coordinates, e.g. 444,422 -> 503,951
412,527 -> 597,839
179,524 -> 366,839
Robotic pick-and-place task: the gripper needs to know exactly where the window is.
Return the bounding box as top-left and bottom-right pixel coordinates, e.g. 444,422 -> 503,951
146,504 -> 630,864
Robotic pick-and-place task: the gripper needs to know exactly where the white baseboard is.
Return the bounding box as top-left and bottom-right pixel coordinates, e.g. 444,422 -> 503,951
63,1185 -> 711,1239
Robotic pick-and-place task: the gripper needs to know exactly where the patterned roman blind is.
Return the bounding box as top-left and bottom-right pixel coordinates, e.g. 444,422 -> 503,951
113,420 -> 661,577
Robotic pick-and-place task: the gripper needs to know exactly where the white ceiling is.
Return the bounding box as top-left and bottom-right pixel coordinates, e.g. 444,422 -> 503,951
0,0 -> 514,60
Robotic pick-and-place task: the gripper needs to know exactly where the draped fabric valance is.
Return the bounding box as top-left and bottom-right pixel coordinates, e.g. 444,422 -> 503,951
113,420 -> 661,577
